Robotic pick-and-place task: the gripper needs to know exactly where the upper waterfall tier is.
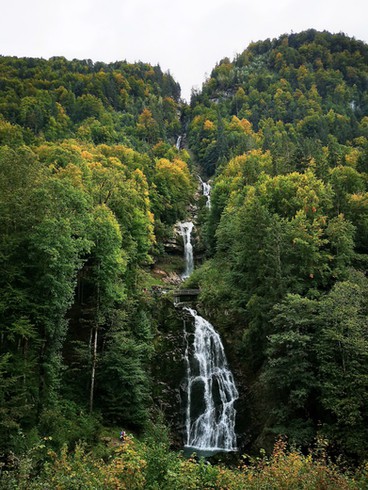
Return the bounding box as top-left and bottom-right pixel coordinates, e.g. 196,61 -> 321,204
179,221 -> 194,279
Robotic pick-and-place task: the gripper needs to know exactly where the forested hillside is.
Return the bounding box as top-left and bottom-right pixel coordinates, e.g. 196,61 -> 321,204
1,29 -> 368,488
188,29 -> 368,461
0,56 -> 195,456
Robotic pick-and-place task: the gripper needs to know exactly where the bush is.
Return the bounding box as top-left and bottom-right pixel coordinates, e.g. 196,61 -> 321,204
38,400 -> 101,450
141,418 -> 179,489
1,432 -> 365,489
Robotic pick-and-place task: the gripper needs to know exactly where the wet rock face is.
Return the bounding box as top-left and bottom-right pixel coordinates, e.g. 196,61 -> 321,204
162,272 -> 182,285
163,222 -> 188,255
163,235 -> 183,255
160,221 -> 197,279
151,267 -> 182,286
164,209 -> 199,254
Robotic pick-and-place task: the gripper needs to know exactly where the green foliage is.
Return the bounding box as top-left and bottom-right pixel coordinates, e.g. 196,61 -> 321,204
197,161 -> 365,456
38,400 -> 101,450
189,30 -> 368,177
152,157 -> 195,225
0,435 -> 362,489
261,294 -> 318,446
0,56 -> 181,149
190,30 -> 368,462
141,417 -> 179,489
98,308 -> 153,429
317,276 -> 368,458
0,55 -> 190,462
2,29 -> 368,475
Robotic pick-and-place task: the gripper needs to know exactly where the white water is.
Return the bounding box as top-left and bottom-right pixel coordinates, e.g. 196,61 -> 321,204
176,135 -> 182,150
184,307 -> 238,452
179,221 -> 194,279
199,176 -> 211,208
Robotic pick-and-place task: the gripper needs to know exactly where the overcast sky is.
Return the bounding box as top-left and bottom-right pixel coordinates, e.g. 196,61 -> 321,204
1,0 -> 367,100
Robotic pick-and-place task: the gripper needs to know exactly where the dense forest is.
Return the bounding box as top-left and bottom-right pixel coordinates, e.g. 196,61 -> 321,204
187,28 -> 368,461
1,30 -> 368,488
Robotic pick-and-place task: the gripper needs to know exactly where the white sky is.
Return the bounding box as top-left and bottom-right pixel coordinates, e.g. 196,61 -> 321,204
1,0 -> 367,101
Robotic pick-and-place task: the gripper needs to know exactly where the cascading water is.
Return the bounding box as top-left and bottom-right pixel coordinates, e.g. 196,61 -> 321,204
179,221 -> 194,279
199,176 -> 211,208
202,181 -> 211,208
176,135 -> 182,150
184,307 -> 238,453
177,210 -> 237,453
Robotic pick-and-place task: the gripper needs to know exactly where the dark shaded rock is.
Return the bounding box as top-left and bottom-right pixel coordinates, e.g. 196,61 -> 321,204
151,296 -> 189,447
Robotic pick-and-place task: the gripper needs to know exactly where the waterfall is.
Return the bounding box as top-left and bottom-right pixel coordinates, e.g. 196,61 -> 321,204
202,181 -> 211,209
176,135 -> 182,150
199,176 -> 211,208
177,192 -> 237,453
179,221 -> 194,279
184,307 -> 238,453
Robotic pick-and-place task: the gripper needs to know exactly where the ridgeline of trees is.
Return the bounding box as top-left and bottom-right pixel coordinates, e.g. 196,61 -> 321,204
1,29 -> 368,488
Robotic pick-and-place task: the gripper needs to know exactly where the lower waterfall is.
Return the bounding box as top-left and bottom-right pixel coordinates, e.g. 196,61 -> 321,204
183,307 -> 238,454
